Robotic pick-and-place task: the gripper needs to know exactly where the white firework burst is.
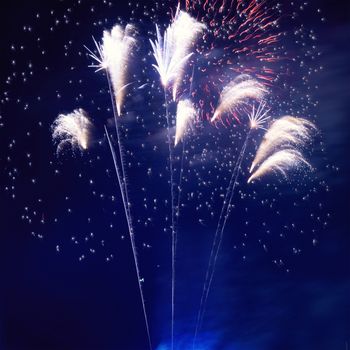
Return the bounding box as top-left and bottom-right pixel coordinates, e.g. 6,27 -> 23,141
248,101 -> 270,130
212,75 -> 267,122
250,116 -> 316,173
174,99 -> 197,146
52,109 -> 93,154
150,6 -> 206,99
86,24 -> 137,116
248,149 -> 312,183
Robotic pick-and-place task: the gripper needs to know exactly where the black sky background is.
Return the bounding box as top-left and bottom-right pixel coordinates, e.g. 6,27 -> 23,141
0,0 -> 350,350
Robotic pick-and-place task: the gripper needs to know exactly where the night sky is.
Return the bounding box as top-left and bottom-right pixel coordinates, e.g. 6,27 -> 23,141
1,1 -> 349,350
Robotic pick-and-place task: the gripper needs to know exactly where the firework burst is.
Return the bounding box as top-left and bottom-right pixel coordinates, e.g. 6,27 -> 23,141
175,99 -> 197,146
52,109 -> 93,154
248,101 -> 270,130
250,116 -> 316,173
248,149 -> 312,183
86,24 -> 137,116
211,75 -> 267,122
150,6 -> 206,99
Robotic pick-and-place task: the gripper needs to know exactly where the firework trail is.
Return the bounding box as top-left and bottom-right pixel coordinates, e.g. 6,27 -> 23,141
87,25 -> 152,350
248,149 -> 312,183
150,9 -> 204,349
174,68 -> 197,230
173,99 -> 197,283
250,116 -> 316,173
174,98 -> 196,232
193,102 -> 270,347
52,109 -> 92,154
211,75 -> 267,122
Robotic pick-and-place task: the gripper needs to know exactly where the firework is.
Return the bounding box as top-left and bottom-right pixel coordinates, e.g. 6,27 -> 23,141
248,102 -> 271,130
52,109 -> 92,154
248,149 -> 312,183
87,24 -> 152,350
86,24 -> 137,116
150,6 -> 206,99
175,99 -> 196,146
212,75 -> 267,122
250,116 -> 316,173
150,8 -> 205,349
193,99 -> 272,346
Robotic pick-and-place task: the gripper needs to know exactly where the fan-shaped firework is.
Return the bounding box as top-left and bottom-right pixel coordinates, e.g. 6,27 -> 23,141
52,109 -> 92,154
150,6 -> 206,99
211,75 -> 267,122
248,149 -> 312,183
87,24 -> 137,116
250,116 -> 317,173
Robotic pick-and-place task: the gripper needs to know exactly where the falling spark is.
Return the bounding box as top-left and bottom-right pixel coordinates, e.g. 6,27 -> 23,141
175,99 -> 196,146
52,109 -> 92,154
86,24 -> 137,116
248,149 -> 312,183
212,75 -> 267,122
150,6 -> 206,99
250,116 -> 316,173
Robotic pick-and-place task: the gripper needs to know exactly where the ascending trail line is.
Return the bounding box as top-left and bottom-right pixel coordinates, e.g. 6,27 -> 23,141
193,130 -> 252,348
163,87 -> 176,350
105,72 -> 152,350
175,140 -> 186,243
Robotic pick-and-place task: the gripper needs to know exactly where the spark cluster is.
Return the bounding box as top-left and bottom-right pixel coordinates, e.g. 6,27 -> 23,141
52,109 -> 93,154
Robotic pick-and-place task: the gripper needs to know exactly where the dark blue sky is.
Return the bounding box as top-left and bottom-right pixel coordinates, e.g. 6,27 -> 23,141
0,1 -> 349,349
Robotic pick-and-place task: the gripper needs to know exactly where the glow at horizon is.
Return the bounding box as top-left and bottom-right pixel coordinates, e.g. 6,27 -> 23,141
52,109 -> 92,154
150,6 -> 206,99
174,99 -> 197,146
212,75 -> 267,122
250,116 -> 316,173
86,24 -> 137,116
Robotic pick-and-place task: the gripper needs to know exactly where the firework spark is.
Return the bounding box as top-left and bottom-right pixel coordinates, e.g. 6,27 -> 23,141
248,149 -> 312,183
86,24 -> 137,116
248,101 -> 270,130
250,116 -> 316,173
52,109 -> 92,154
175,99 -> 196,146
150,6 -> 206,99
211,75 -> 267,122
